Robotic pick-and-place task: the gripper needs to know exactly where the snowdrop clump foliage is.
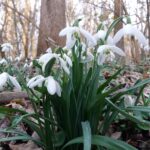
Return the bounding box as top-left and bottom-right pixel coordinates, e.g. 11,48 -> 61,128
0,17 -> 150,150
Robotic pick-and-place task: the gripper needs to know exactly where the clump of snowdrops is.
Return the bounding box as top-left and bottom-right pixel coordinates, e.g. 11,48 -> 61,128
0,17 -> 150,150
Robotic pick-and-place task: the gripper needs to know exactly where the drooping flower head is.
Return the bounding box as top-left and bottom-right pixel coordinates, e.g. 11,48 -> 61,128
97,45 -> 126,65
94,30 -> 113,45
27,75 -> 61,97
59,26 -> 96,49
1,43 -> 13,52
38,52 -> 71,75
0,72 -> 21,91
113,24 -> 147,46
0,58 -> 8,65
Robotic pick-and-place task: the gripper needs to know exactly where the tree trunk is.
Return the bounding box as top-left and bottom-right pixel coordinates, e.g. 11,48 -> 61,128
146,0 -> 150,46
37,0 -> 66,56
114,0 -> 124,49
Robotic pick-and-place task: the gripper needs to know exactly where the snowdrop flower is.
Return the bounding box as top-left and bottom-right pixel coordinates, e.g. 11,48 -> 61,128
45,76 -> 61,97
24,63 -> 29,69
8,56 -> 13,62
94,30 -> 113,45
59,26 -> 96,49
39,52 -> 70,74
15,53 -> 24,62
124,95 -> 135,107
0,58 -> 7,65
27,75 -> 45,88
27,75 -> 61,97
1,43 -> 13,52
81,51 -> 94,63
15,57 -> 21,62
0,72 -> 21,91
29,61 -> 33,67
113,24 -> 147,46
97,45 -> 125,65
63,54 -> 72,67
144,39 -> 150,51
46,47 -> 52,53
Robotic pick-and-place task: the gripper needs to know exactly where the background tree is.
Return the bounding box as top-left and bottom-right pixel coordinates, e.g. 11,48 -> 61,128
37,0 -> 66,56
114,0 -> 124,49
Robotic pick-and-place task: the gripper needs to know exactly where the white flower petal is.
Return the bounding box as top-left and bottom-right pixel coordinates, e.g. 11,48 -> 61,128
79,28 -> 96,46
94,30 -> 106,41
124,95 -> 135,107
39,53 -> 55,72
0,58 -> 7,65
0,72 -> 8,91
1,43 -> 13,52
66,33 -> 76,49
97,45 -> 125,56
46,76 -> 57,95
134,29 -> 147,46
97,53 -> 106,65
144,45 -> 150,51
81,51 -> 94,63
113,24 -> 147,46
27,75 -> 45,88
113,28 -> 124,44
63,54 -> 72,67
8,75 -> 21,91
59,27 -> 77,36
46,47 -> 52,53
94,30 -> 113,45
107,36 -> 114,45
59,57 -> 70,74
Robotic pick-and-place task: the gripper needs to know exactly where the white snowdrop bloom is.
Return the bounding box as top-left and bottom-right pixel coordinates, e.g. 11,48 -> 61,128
8,56 -> 13,62
144,45 -> 150,51
29,61 -> 33,67
46,76 -> 62,96
124,95 -> 135,107
140,39 -> 150,51
113,24 -> 147,46
38,53 -> 56,72
0,58 -> 7,65
81,51 -> 94,63
27,75 -> 62,97
8,75 -> 21,91
94,30 -> 113,45
27,75 -> 45,89
15,57 -> 21,62
24,63 -> 29,68
59,26 -> 96,49
1,43 -> 13,52
81,42 -> 86,51
97,45 -> 125,65
58,57 -> 70,75
63,54 -> 72,67
15,53 -> 24,62
39,52 -> 70,74
0,72 -> 8,91
0,72 -> 21,91
46,47 -> 52,53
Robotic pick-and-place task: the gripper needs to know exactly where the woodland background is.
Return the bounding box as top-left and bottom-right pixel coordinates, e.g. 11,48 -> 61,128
0,0 -> 149,63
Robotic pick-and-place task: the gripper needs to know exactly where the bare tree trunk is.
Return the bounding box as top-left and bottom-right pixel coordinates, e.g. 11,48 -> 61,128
114,0 -> 124,49
146,0 -> 150,45
37,0 -> 66,56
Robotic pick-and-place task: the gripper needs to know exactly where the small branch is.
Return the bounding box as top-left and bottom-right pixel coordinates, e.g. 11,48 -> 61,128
0,91 -> 28,104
